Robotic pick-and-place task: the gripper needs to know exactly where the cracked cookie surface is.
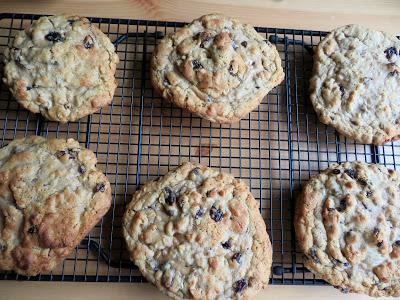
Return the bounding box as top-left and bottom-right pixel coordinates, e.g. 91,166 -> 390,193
295,161 -> 400,296
310,24 -> 400,145
123,162 -> 272,299
0,136 -> 111,275
151,14 -> 284,123
3,14 -> 119,123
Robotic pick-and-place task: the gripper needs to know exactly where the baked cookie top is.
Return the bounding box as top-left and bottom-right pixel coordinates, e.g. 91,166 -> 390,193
123,162 -> 272,299
3,14 -> 119,123
0,136 -> 111,276
295,161 -> 400,296
151,14 -> 284,123
310,24 -> 400,145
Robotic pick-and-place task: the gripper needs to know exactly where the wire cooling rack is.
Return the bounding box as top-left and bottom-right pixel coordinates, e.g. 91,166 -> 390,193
0,13 -> 398,285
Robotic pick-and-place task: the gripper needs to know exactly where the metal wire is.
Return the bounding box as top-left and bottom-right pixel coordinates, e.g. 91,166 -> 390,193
0,13 -> 396,285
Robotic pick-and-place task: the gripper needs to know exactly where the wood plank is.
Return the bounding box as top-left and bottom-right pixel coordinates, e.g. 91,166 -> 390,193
0,281 -> 388,300
0,0 -> 399,33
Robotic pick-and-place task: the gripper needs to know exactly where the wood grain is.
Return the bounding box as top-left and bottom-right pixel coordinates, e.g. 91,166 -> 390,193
0,1 -> 399,300
0,281 -> 392,300
0,0 -> 399,34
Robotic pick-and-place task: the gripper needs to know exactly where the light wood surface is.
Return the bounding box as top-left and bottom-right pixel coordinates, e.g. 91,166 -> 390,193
0,1 -> 399,300
0,281 -> 394,300
0,0 -> 400,34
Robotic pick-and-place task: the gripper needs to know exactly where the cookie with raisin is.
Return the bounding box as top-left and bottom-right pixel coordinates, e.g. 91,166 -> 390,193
3,14 -> 119,123
310,24 -> 400,144
151,14 -> 284,123
0,136 -> 111,275
295,161 -> 400,296
123,162 -> 272,299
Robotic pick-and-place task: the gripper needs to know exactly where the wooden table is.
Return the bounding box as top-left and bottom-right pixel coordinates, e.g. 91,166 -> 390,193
0,1 -> 399,299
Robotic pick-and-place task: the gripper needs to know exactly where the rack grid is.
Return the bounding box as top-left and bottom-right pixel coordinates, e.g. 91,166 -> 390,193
0,13 -> 396,285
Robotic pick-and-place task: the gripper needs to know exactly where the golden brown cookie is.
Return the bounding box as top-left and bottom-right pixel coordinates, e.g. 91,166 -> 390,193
295,161 -> 400,296
123,162 -> 272,299
3,14 -> 119,123
310,24 -> 400,145
0,136 -> 111,276
151,14 -> 284,123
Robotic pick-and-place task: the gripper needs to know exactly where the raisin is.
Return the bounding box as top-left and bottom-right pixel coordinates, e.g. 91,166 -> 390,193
26,86 -> 33,91
195,208 -> 205,219
221,240 -> 231,249
241,41 -> 247,47
366,191 -> 373,197
83,35 -> 94,49
395,241 -> 400,246
331,169 -> 341,175
56,150 -> 66,158
198,31 -> 211,41
228,64 -> 236,76
164,187 -> 176,205
149,260 -> 159,272
78,165 -> 86,174
11,47 -> 21,64
344,169 -> 356,179
68,148 -> 79,159
309,248 -> 320,263
337,199 -> 347,212
28,225 -> 38,234
192,60 -> 203,70
232,252 -> 242,263
377,241 -> 384,248
233,279 -> 248,293
384,47 -> 398,60
358,178 -> 368,186
198,31 -> 212,48
339,85 -> 345,98
373,228 -> 380,236
343,262 -> 350,268
210,206 -> 224,222
191,167 -> 201,177
45,32 -> 64,42
361,202 -> 369,210
332,258 -> 342,266
95,182 -> 106,193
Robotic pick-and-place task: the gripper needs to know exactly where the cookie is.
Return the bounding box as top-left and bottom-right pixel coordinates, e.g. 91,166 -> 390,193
3,14 -> 119,123
123,162 -> 272,299
151,14 -> 284,123
295,161 -> 400,296
0,136 -> 111,276
310,24 -> 400,145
